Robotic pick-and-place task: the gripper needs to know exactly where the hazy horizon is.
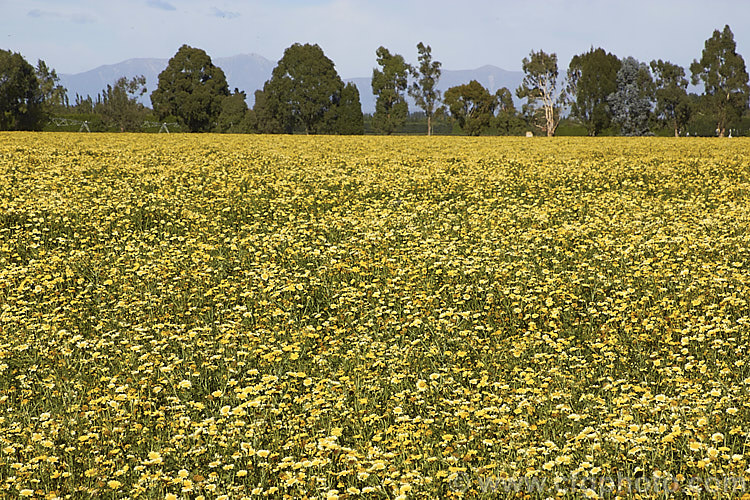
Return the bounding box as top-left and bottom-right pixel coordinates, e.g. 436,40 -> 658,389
2,0 -> 749,80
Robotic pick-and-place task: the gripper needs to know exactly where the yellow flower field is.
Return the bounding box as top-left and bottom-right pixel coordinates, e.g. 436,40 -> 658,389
1,133 -> 749,499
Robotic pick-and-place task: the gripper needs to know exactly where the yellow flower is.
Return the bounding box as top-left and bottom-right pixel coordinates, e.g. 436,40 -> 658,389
147,451 -> 163,464
177,379 -> 192,389
107,480 -> 122,489
416,379 -> 428,391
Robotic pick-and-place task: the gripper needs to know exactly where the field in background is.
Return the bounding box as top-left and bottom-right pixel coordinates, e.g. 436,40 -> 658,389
1,134 -> 749,499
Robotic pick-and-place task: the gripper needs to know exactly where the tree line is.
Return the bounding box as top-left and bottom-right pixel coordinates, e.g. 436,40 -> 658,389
1,24 -> 748,136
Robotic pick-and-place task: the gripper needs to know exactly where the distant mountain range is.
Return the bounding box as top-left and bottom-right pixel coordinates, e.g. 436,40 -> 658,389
59,54 -> 525,114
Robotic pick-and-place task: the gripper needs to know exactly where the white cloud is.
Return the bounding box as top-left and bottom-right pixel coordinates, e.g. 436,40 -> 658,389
211,7 -> 240,19
146,0 -> 177,11
27,9 -> 62,18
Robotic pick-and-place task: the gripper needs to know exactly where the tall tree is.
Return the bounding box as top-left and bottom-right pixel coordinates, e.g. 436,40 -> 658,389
608,57 -> 654,136
35,60 -> 67,112
251,87 -> 293,134
409,42 -> 442,136
72,94 -> 94,114
516,50 -> 564,136
95,75 -> 148,132
151,45 -> 230,132
372,46 -> 411,134
690,25 -> 749,137
566,48 -> 621,136
650,60 -> 691,137
335,82 -> 364,135
255,43 -> 354,134
494,87 -> 526,135
443,80 -> 497,136
216,88 -> 249,133
0,50 -> 44,130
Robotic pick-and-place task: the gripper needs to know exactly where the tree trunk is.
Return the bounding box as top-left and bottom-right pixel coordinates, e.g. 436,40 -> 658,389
427,114 -> 432,136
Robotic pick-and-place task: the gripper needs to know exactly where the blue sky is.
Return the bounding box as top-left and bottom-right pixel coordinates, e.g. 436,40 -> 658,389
2,0 -> 749,78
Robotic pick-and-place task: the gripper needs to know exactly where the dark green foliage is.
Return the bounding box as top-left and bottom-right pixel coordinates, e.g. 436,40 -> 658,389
372,46 -> 411,134
409,42 -> 442,136
494,87 -> 526,135
151,45 -> 230,132
216,89 -> 250,133
334,82 -> 364,135
71,94 -> 94,114
251,87 -> 292,134
516,50 -> 563,136
0,49 -> 45,130
35,60 -> 67,113
253,43 -> 359,134
567,48 -> 621,136
444,80 -> 497,136
690,25 -> 749,137
95,76 -> 148,132
608,57 -> 654,136
650,60 -> 691,137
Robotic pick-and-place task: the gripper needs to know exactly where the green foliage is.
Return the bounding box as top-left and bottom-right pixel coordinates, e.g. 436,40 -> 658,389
70,94 -> 95,114
334,83 -> 364,135
516,50 -> 564,136
151,44 -> 230,132
253,43 -> 358,135
690,25 -> 749,137
35,60 -> 67,113
95,75 -> 148,132
372,47 -> 411,135
216,89 -> 250,133
567,48 -> 621,136
608,57 -> 654,136
362,112 -> 455,135
555,118 -> 590,136
444,80 -> 497,136
409,42 -> 442,136
251,88 -> 293,134
494,87 -> 526,135
0,49 -> 45,130
650,60 -> 691,137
